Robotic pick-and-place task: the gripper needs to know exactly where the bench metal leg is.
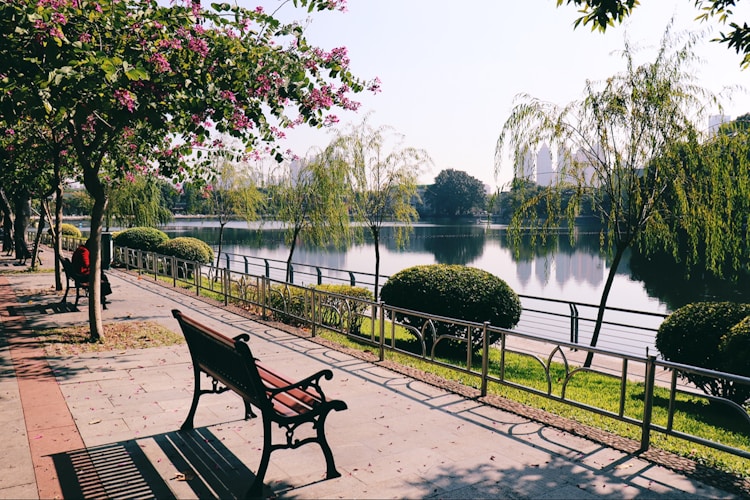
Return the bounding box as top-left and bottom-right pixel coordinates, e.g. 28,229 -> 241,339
180,366 -> 202,431
246,417 -> 273,499
316,412 -> 341,480
61,281 -> 71,304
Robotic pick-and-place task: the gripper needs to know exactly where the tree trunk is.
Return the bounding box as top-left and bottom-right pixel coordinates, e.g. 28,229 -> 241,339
285,226 -> 301,283
13,194 -> 30,259
583,242 -> 628,368
373,227 -> 381,302
87,193 -> 107,342
54,185 -> 64,290
30,206 -> 45,270
0,189 -> 14,253
215,220 -> 227,270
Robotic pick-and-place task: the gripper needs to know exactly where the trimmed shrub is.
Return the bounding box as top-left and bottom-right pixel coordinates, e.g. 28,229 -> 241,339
268,284 -> 308,326
156,237 -> 214,264
314,284 -> 374,335
60,223 -> 82,237
656,301 -> 750,404
719,317 -> 750,403
113,227 -> 169,251
380,264 -> 521,355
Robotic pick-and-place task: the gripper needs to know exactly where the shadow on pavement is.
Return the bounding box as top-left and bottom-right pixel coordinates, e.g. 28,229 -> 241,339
51,428 -> 255,500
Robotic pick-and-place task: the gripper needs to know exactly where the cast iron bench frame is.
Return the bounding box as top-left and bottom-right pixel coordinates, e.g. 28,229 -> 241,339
60,257 -> 90,307
171,309 -> 347,498
60,256 -> 109,309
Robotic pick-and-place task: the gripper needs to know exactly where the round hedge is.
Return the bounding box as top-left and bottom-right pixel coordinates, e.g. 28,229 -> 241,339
656,301 -> 750,404
60,223 -> 82,237
381,264 -> 521,354
113,227 -> 169,251
156,237 -> 214,264
722,317 -> 750,378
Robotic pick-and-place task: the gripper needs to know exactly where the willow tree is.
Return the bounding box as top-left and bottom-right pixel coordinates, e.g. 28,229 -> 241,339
205,154 -> 265,270
330,117 -> 432,301
496,29 -> 729,366
106,175 -> 173,230
273,152 -> 351,282
0,0 -> 376,341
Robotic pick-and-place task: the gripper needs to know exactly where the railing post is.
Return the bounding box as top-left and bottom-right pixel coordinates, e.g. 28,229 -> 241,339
378,302 -> 385,362
311,288 -> 317,337
223,268 -> 229,306
172,256 -> 177,287
196,263 -> 201,296
481,322 -> 489,397
288,264 -> 294,284
316,268 -> 322,285
244,256 -> 249,275
225,253 -> 230,270
261,276 -> 268,320
569,303 -> 579,344
640,354 -> 657,452
264,259 -> 270,278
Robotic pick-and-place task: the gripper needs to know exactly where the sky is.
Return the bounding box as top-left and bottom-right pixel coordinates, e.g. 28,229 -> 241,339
248,0 -> 750,190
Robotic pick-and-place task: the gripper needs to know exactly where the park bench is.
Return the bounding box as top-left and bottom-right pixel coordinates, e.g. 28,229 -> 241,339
60,256 -> 109,309
60,257 -> 90,307
171,309 -> 348,498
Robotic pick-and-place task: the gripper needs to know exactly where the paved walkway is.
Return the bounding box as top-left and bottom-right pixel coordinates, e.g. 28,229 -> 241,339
0,249 -> 746,499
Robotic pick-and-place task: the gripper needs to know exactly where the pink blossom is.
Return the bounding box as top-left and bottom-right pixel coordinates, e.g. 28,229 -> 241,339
368,77 -> 382,94
188,37 -> 209,58
114,89 -> 136,112
308,86 -> 334,110
232,110 -> 253,130
52,13 -> 67,25
323,114 -> 339,125
158,38 -> 182,50
79,32 -> 92,43
150,53 -> 171,73
254,6 -> 264,13
219,90 -> 236,102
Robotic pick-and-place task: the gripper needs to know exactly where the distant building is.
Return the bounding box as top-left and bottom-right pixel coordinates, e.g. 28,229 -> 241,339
515,149 -> 535,181
536,144 -> 554,186
708,114 -> 731,136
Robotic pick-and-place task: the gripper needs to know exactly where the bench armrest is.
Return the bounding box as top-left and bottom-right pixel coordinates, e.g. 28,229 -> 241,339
233,333 -> 250,343
267,369 -> 334,401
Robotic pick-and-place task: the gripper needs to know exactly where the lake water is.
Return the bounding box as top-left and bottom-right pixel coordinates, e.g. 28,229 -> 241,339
159,218 -> 738,315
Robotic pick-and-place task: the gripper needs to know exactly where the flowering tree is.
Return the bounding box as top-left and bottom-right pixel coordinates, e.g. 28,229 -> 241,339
0,0 -> 378,340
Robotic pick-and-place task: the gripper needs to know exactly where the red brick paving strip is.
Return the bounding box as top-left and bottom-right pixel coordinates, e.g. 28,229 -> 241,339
0,275 -> 84,500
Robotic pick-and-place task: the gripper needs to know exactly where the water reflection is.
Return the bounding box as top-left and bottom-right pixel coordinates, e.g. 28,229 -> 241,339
161,220 -> 750,314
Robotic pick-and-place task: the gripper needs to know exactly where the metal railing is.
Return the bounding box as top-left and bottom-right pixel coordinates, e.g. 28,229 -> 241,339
112,246 -> 750,463
218,251 -> 665,357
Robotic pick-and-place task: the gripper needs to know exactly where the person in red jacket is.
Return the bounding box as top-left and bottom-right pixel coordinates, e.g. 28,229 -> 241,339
71,237 -> 112,305
72,240 -> 91,276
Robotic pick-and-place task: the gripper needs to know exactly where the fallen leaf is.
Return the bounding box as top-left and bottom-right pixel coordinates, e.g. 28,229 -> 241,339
88,419 -> 101,425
